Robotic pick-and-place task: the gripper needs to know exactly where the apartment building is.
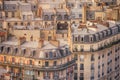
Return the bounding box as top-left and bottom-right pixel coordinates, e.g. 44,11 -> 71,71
0,0 -> 120,80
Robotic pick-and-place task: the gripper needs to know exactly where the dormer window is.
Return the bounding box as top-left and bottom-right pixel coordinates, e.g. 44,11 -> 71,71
44,15 -> 49,20
32,50 -> 36,56
6,47 -> 10,53
14,48 -> 18,54
57,14 -> 62,20
51,15 -> 54,20
64,14 -> 69,20
22,49 -> 26,55
0,46 -> 4,53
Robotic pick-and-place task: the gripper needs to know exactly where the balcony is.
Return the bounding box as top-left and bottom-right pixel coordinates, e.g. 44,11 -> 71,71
73,39 -> 120,53
0,58 -> 76,71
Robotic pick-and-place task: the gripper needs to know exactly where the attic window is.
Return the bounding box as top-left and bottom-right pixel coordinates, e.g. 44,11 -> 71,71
6,47 -> 10,53
57,15 -> 62,20
44,15 -> 49,20
64,14 -> 69,20
0,46 -> 4,52
51,15 -> 54,20
14,48 -> 18,54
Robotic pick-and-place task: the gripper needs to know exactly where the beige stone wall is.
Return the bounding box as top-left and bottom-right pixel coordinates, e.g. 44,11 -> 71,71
13,30 -> 40,41
95,12 -> 105,21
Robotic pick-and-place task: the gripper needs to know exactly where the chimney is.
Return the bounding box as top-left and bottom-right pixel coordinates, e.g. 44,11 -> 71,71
49,40 -> 60,47
82,4 -> 87,23
38,39 -> 44,48
18,37 -> 26,45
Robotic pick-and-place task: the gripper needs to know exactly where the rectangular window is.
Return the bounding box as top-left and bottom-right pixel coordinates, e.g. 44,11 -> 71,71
53,61 -> 57,66
0,13 -> 2,18
45,61 -> 49,67
91,54 -> 95,61
80,73 -> 84,80
5,12 -> 8,18
29,60 -> 32,65
91,63 -> 94,70
12,12 -> 15,17
80,64 -> 84,70
0,22 -> 2,28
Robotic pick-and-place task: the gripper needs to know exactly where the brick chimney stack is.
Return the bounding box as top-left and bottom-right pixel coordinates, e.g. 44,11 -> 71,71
82,4 -> 87,23
38,39 -> 44,48
18,37 -> 26,45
